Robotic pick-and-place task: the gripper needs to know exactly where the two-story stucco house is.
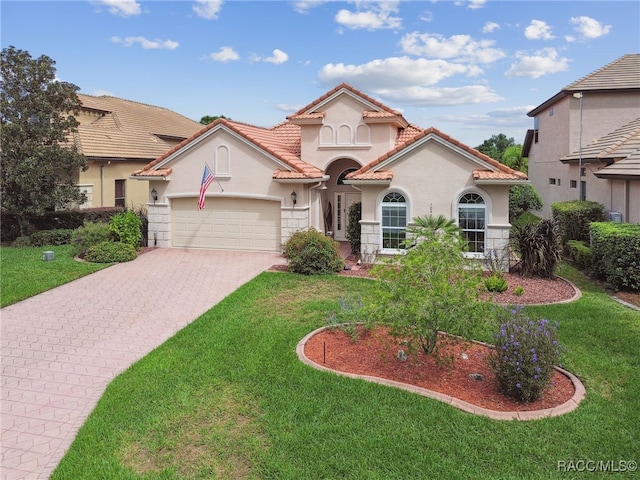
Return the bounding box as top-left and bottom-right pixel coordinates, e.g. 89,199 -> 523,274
523,54 -> 640,223
73,94 -> 202,209
132,83 -> 528,266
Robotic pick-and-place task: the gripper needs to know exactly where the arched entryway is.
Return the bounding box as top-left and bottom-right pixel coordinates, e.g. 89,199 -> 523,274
324,158 -> 362,241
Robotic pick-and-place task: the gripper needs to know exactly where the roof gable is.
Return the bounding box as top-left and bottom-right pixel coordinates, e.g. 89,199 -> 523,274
346,127 -> 527,183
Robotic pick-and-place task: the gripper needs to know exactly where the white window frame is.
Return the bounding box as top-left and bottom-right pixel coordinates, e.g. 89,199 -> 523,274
380,191 -> 408,253
457,192 -> 486,258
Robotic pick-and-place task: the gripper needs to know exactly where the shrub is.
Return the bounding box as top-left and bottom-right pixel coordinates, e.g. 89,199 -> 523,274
109,210 -> 142,249
485,274 -> 508,293
74,222 -> 114,255
566,240 -> 592,271
346,202 -> 361,254
366,234 -> 493,357
590,222 -> 640,291
85,241 -> 137,263
510,219 -> 561,278
405,214 -> 461,246
284,229 -> 344,275
551,200 -> 606,243
509,185 -> 542,223
489,307 -> 564,402
28,228 -> 75,247
513,286 -> 525,296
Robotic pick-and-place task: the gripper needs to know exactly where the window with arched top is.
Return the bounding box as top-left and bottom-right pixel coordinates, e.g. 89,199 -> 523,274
381,192 -> 407,250
457,192 -> 486,253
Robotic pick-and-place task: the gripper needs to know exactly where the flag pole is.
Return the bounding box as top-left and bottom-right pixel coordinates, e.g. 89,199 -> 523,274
205,162 -> 224,192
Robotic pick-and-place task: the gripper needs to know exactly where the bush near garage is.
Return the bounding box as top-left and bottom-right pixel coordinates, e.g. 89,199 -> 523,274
73,222 -> 115,256
284,229 -> 344,275
85,241 -> 137,263
589,222 -> 640,291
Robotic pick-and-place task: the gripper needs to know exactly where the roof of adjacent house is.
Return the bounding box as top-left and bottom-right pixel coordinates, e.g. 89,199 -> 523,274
561,117 -> 640,163
528,54 -> 640,117
74,94 -> 202,161
132,83 -> 528,184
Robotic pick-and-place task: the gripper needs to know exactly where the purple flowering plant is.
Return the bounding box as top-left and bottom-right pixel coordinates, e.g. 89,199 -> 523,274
489,306 -> 565,402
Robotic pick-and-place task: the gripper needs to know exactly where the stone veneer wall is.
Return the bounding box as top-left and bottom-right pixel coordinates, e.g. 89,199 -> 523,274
280,206 -> 310,250
485,223 -> 511,271
359,220 -> 380,262
147,203 -> 172,247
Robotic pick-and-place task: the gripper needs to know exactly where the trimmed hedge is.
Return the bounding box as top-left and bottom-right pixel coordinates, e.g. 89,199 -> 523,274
566,240 -> 592,271
28,229 -> 75,247
85,241 -> 138,263
589,222 -> 640,291
284,229 -> 344,275
74,222 -> 115,256
551,200 -> 606,243
346,201 -> 361,255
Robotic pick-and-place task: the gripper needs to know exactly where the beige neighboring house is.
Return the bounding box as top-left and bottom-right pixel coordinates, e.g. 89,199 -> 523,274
523,54 -> 640,223
132,83 -> 527,267
73,94 -> 202,209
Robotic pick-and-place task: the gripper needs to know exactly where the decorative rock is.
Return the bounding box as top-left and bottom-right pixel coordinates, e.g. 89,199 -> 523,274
397,350 -> 408,362
461,353 -> 469,360
469,373 -> 484,381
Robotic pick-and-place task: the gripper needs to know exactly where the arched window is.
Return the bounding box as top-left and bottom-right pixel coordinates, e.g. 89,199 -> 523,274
458,192 -> 486,253
381,192 -> 407,250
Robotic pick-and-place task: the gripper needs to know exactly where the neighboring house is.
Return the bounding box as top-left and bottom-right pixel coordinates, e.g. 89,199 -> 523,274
73,94 -> 202,209
132,83 -> 527,266
523,54 -> 640,223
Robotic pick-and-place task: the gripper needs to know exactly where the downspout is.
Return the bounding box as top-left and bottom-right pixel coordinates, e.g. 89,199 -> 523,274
100,163 -> 105,207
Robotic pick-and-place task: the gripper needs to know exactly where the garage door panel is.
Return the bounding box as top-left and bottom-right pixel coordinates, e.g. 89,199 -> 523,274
172,198 -> 281,251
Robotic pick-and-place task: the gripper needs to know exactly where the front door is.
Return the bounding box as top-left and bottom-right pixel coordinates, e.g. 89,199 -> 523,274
334,192 -> 360,241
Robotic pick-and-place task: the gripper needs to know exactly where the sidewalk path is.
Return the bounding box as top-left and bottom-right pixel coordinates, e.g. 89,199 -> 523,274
1,249 -> 285,480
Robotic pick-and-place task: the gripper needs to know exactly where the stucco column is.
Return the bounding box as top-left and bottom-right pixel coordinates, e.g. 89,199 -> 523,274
359,220 -> 380,263
147,203 -> 171,247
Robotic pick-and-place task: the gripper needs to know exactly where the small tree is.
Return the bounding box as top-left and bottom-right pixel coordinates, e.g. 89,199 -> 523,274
346,201 -> 361,254
509,185 -> 542,222
1,46 -> 87,236
476,134 -> 516,161
366,230 -> 492,356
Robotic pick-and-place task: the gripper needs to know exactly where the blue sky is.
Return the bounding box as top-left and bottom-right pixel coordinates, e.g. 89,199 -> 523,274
2,0 -> 638,147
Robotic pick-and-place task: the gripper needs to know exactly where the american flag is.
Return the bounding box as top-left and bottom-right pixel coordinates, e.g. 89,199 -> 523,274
197,164 -> 214,210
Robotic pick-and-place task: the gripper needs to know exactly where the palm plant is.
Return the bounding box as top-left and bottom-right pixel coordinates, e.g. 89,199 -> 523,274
404,214 -> 461,248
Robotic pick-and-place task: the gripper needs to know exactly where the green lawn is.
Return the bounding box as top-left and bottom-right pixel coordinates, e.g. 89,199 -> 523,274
52,267 -> 639,480
0,245 -> 110,307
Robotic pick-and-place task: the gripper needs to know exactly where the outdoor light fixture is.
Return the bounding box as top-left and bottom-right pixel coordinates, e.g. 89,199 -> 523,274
151,188 -> 158,203
290,190 -> 297,206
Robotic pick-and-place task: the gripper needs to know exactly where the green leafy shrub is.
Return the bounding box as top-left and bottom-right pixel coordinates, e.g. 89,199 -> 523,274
484,274 -> 508,293
12,236 -> 33,247
489,307 -> 564,402
74,222 -> 114,255
509,185 -> 542,223
109,210 -> 142,249
590,222 -> 640,291
85,241 -> 137,263
566,240 -> 592,270
366,234 -> 493,357
28,228 -> 74,246
551,200 -> 606,243
284,229 -> 344,275
510,219 -> 561,278
346,202 -> 361,254
513,286 -> 525,296
406,214 -> 461,246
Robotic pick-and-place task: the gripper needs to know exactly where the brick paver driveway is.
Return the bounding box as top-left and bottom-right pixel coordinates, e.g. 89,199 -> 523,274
1,248 -> 286,480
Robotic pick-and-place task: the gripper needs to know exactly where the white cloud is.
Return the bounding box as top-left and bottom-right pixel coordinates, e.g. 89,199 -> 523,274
111,36 -> 179,50
400,32 -> 506,64
373,85 -> 502,106
319,57 -> 477,89
250,49 -> 290,64
264,49 -> 289,65
524,19 -> 554,40
420,11 -> 433,23
93,89 -> 116,97
454,0 -> 486,9
505,48 -> 570,78
204,46 -> 239,62
292,1 -> 327,14
335,1 -> 402,30
482,22 -> 500,34
275,103 -> 304,113
193,0 -> 223,20
570,16 -> 612,39
98,0 -> 141,17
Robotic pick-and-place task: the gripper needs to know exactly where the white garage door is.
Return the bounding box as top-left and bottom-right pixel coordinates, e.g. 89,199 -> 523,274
172,197 -> 281,251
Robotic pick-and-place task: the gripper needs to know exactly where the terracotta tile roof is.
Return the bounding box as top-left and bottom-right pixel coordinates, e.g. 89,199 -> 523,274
131,167 -> 172,177
561,117 -> 640,162
132,118 -> 324,180
75,94 -> 201,160
565,54 -> 640,92
347,127 -> 528,182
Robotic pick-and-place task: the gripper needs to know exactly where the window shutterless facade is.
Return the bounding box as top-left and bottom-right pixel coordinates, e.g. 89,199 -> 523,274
458,192 -> 486,254
381,192 -> 407,250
